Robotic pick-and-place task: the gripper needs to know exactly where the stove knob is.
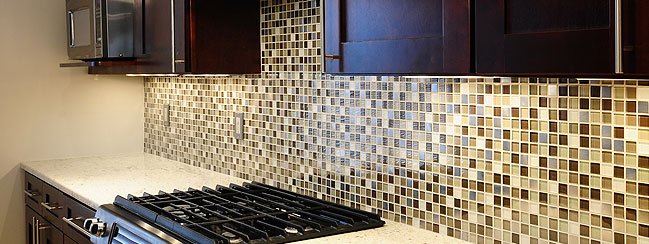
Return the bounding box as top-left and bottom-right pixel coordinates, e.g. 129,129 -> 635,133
83,218 -> 99,230
89,221 -> 107,237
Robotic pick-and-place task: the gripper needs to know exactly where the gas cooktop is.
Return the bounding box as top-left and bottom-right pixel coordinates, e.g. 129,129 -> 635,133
94,182 -> 385,244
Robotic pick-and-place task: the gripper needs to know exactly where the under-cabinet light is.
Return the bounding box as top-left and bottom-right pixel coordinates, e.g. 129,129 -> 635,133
126,74 -> 180,77
181,74 -> 230,78
402,76 -> 508,79
576,78 -> 649,81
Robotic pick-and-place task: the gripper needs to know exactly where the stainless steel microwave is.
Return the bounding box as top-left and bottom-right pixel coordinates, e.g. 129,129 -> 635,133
66,0 -> 134,60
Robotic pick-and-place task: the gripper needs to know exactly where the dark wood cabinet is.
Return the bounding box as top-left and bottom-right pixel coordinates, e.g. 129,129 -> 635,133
24,172 -> 94,244
89,0 -> 260,75
475,0 -> 614,75
324,0 -> 471,75
26,206 -> 64,244
622,0 -> 649,74
475,0 -> 649,76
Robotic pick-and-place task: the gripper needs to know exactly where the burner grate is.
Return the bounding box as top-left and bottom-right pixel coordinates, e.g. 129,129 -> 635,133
114,182 -> 385,244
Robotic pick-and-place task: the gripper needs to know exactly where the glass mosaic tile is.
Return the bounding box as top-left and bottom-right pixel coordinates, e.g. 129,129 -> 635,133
143,1 -> 649,243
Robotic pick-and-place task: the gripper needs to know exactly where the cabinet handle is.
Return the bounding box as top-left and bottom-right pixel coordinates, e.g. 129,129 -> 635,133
62,217 -> 93,238
40,202 -> 62,211
615,0 -> 623,74
35,219 -> 40,244
325,54 -> 341,60
38,222 -> 50,230
31,217 -> 36,244
24,190 -> 40,198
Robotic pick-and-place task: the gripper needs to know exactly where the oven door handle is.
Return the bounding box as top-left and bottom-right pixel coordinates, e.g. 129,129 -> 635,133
62,217 -> 93,238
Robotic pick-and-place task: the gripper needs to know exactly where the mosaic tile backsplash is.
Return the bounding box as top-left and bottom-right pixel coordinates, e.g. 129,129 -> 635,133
144,0 -> 649,243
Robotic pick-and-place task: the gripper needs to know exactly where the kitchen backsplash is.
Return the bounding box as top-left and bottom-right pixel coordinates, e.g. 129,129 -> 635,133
144,0 -> 649,243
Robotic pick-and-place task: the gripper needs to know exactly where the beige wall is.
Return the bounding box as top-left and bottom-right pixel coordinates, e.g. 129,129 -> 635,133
0,0 -> 144,243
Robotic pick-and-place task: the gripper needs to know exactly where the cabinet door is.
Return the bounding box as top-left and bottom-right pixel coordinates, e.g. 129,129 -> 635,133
324,0 -> 471,74
38,217 -> 64,244
622,0 -> 649,74
128,0 -> 185,74
475,0 -> 615,75
26,207 -> 37,244
189,0 -> 260,74
27,206 -> 64,244
64,235 -> 79,244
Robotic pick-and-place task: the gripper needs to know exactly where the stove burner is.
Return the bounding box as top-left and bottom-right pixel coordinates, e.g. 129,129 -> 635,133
114,182 -> 385,244
221,231 -> 243,243
284,227 -> 299,234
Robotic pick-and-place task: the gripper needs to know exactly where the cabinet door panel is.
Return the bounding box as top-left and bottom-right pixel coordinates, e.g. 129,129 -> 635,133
344,0 -> 442,41
132,0 -> 175,74
476,0 -> 615,75
504,30 -> 612,73
26,207 -> 37,244
189,0 -> 260,74
622,0 -> 649,74
342,38 -> 443,73
64,235 -> 79,244
39,219 -> 64,244
325,0 -> 470,74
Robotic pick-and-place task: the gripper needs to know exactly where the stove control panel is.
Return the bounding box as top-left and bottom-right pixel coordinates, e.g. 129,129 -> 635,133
84,218 -> 106,237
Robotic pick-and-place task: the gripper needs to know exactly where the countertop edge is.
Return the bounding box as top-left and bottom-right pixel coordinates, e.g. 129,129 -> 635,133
21,159 -> 104,209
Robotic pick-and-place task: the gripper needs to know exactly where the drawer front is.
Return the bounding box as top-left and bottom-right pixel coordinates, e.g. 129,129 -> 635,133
63,198 -> 95,244
42,183 -> 66,231
64,234 -> 79,244
24,172 -> 43,215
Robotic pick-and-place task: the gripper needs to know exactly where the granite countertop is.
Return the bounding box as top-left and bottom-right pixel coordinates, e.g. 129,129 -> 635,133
21,153 -> 466,244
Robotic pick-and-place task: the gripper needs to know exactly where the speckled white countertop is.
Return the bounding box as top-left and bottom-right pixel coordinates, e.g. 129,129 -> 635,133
21,153 -> 247,209
21,153 -> 466,244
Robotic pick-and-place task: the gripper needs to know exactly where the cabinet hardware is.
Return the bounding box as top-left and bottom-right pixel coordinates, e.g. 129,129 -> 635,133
40,202 -> 62,211
31,217 -> 36,244
38,222 -> 50,230
35,219 -> 40,244
24,190 -> 40,198
615,0 -> 623,73
324,55 -> 341,60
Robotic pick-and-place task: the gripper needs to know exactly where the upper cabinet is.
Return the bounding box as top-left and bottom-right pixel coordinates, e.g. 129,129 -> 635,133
475,0 -> 649,76
323,0 -> 649,77
621,0 -> 649,75
323,0 -> 471,75
89,0 -> 260,75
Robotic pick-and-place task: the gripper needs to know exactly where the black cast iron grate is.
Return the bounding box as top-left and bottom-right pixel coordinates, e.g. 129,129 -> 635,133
114,182 -> 385,244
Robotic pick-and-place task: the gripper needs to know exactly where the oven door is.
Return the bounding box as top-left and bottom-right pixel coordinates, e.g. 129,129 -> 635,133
67,0 -> 102,60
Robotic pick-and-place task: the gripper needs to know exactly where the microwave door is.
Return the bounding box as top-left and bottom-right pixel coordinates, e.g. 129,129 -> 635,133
70,9 -> 92,48
66,0 -> 100,60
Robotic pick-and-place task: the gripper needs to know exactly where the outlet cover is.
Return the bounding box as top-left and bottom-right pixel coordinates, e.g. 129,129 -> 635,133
234,112 -> 244,140
163,104 -> 171,126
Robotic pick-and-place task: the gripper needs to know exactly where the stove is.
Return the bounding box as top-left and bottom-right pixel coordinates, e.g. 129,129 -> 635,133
87,182 -> 385,244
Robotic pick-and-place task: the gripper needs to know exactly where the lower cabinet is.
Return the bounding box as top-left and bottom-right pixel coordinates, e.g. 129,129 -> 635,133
26,206 -> 64,244
24,171 -> 94,244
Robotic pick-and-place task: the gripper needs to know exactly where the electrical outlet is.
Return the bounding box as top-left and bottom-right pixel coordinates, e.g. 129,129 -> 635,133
234,112 -> 244,140
163,104 -> 171,126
